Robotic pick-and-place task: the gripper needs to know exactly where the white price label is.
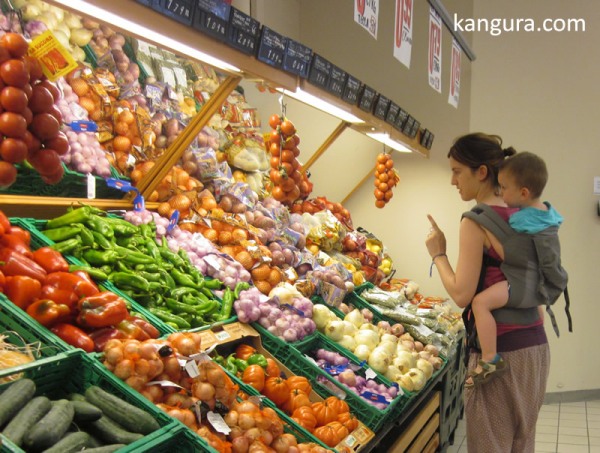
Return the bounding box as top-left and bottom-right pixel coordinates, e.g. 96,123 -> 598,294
214,331 -> 231,341
185,359 -> 200,378
87,174 -> 96,199
207,411 -> 231,434
365,368 -> 377,380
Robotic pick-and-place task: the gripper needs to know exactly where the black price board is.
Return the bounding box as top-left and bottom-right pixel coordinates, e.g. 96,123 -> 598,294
402,116 -> 415,136
136,0 -> 154,7
420,129 -> 431,147
283,39 -> 312,78
409,119 -> 421,139
394,108 -> 409,131
358,85 -> 377,112
342,75 -> 361,105
227,7 -> 260,54
157,0 -> 195,26
427,132 -> 435,149
257,26 -> 287,68
373,95 -> 390,120
193,0 -> 231,41
327,64 -> 347,98
386,102 -> 400,125
307,54 -> 331,89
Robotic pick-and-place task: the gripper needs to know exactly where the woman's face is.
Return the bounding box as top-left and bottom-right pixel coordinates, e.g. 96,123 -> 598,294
449,157 -> 479,201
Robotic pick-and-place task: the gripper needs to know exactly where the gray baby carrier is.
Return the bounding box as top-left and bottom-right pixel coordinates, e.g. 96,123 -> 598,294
463,203 -> 572,338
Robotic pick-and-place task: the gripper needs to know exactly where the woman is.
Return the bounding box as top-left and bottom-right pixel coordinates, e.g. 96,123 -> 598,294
425,133 -> 550,452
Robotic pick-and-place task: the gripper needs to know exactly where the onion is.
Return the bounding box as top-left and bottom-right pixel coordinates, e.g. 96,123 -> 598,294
338,369 -> 357,387
325,320 -> 345,342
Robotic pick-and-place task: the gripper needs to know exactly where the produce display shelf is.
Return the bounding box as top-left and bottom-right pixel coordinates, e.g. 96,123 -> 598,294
0,294 -> 69,358
0,350 -> 179,453
286,331 -> 410,432
0,163 -> 125,199
250,321 -> 319,359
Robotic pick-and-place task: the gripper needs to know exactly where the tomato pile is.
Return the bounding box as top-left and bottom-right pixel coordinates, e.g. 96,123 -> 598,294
267,114 -> 313,204
373,152 -> 399,208
0,33 -> 67,187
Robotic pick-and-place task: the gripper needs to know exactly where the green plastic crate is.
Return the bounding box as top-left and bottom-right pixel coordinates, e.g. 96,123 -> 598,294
0,294 -> 70,357
130,424 -> 216,453
250,321 -> 319,359
0,163 -> 125,199
0,350 -> 178,453
287,332 -> 409,432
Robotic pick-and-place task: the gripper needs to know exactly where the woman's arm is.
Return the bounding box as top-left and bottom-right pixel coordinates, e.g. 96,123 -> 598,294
426,216 -> 485,308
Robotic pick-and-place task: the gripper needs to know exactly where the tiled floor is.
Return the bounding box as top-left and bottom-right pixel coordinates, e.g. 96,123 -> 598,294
446,399 -> 600,453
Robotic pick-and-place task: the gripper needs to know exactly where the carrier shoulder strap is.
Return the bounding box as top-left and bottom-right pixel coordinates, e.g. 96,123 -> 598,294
462,203 -> 514,245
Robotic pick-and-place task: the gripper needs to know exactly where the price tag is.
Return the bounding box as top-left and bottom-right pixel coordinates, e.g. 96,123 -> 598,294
214,330 -> 231,341
146,380 -> 185,389
86,174 -> 96,199
167,210 -> 179,234
358,85 -> 377,112
157,0 -> 195,26
373,94 -> 390,120
402,116 -> 416,137
227,6 -> 259,55
136,0 -> 154,6
207,411 -> 231,435
193,0 -> 230,41
307,54 -> 331,89
409,118 -> 421,139
327,64 -> 347,98
282,39 -> 312,78
394,108 -> 409,131
203,254 -> 222,270
386,102 -> 400,125
257,26 -> 287,68
365,368 -> 377,380
69,120 -> 97,132
28,31 -> 78,81
360,390 -> 391,405
185,359 -> 200,378
342,74 -> 361,105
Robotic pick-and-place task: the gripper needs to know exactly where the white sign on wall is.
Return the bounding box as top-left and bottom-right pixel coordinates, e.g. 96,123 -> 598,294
428,6 -> 442,93
393,0 -> 413,68
354,0 -> 379,39
448,38 -> 461,108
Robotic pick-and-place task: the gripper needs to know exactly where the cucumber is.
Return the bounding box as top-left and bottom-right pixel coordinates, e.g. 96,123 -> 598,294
72,400 -> 102,422
2,396 -> 51,446
67,393 -> 87,402
41,431 -> 90,453
0,378 -> 36,427
84,386 -> 160,434
24,399 -> 74,451
86,433 -> 104,448
79,445 -> 127,453
85,415 -> 144,445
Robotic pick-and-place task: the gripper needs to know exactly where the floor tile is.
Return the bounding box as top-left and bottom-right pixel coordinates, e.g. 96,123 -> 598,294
589,429 -> 600,439
537,424 -> 559,435
535,442 -> 558,453
587,400 -> 600,407
561,405 -> 587,414
446,443 -> 462,453
590,421 -> 600,430
560,418 -> 588,429
539,411 -> 560,420
591,436 -> 600,446
560,412 -> 588,422
538,417 -> 560,427
559,426 -> 589,437
558,434 -> 589,445
590,446 -> 600,453
557,444 -> 589,453
537,432 -> 560,443
562,401 -> 587,408
541,404 -> 560,412
590,414 -> 600,422
588,407 -> 600,415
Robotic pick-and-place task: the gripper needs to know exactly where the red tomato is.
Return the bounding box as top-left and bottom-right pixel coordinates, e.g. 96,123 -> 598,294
24,56 -> 43,82
30,113 -> 59,141
0,161 -> 17,188
0,111 -> 27,138
37,80 -> 60,103
41,165 -> 64,185
0,59 -> 29,88
0,33 -> 29,59
0,138 -> 28,163
22,130 -> 41,154
44,131 -> 69,156
28,85 -> 54,113
28,148 -> 61,176
0,86 -> 27,113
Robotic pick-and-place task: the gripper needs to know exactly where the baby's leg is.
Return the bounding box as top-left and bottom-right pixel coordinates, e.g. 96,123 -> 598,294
472,281 -> 509,362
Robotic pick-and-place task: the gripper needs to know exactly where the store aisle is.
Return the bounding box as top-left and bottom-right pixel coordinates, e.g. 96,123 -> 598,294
446,399 -> 600,453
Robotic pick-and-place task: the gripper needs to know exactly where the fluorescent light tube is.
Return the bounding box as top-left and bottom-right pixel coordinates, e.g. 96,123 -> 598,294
277,88 -> 364,124
366,132 -> 412,153
49,0 -> 242,73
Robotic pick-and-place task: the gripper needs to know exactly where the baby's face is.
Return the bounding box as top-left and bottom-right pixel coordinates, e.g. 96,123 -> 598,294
498,170 -> 528,208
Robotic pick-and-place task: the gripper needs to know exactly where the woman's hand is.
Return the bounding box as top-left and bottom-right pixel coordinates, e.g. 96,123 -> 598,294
425,214 -> 447,257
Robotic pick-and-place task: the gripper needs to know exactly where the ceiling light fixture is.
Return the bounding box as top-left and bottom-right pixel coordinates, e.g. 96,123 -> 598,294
276,87 -> 365,124
366,132 -> 412,153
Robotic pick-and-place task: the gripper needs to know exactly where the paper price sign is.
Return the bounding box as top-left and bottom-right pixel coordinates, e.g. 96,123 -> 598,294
28,31 -> 78,81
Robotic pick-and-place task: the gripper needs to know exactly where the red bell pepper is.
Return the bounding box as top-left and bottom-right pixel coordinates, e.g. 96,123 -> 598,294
26,299 -> 71,327
4,275 -> 42,310
50,323 -> 95,352
0,234 -> 33,258
77,291 -> 128,328
0,270 -> 5,292
127,315 -> 160,339
40,285 -> 79,308
115,318 -> 151,341
0,210 -> 11,235
0,248 -> 47,283
6,226 -> 30,248
89,327 -> 127,352
43,271 -> 99,300
32,247 -> 69,273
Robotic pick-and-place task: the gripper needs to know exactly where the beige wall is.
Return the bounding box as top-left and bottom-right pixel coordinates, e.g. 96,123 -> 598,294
470,0 -> 599,393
